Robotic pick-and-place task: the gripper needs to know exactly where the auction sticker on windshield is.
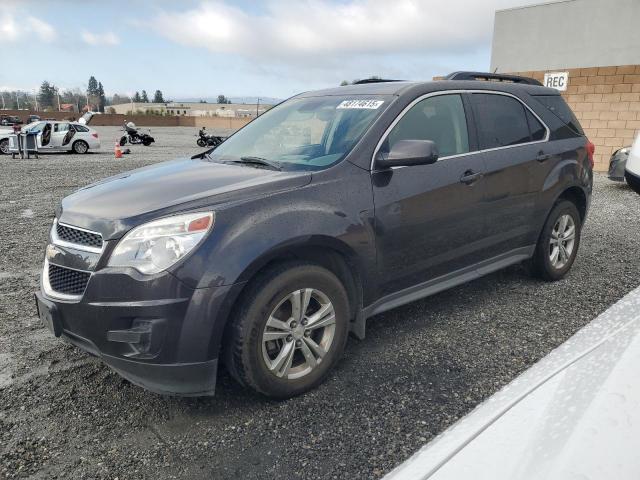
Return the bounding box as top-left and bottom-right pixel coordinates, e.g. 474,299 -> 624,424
337,100 -> 384,109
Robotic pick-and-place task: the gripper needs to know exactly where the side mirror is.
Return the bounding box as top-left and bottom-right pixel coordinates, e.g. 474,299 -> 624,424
375,139 -> 439,169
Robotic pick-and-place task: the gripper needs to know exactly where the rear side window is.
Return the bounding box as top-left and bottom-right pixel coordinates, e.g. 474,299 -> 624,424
471,93 -> 532,149
526,110 -> 546,141
386,94 -> 469,157
74,125 -> 89,132
534,95 -> 584,136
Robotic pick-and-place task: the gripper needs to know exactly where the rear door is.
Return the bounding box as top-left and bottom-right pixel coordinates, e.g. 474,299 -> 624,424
372,93 -> 490,296
468,92 -> 549,258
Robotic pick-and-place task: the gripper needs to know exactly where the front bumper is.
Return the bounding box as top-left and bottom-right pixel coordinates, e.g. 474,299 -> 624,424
36,262 -> 240,396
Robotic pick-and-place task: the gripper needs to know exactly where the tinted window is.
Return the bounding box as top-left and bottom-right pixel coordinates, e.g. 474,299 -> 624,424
74,125 -> 89,132
534,95 -> 584,136
387,94 -> 469,157
471,94 -> 532,149
526,110 -> 546,141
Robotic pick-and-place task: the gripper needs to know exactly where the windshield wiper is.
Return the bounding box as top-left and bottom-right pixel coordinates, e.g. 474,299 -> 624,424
228,156 -> 282,171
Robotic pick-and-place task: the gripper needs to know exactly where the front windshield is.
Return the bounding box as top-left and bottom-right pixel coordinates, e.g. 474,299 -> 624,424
209,95 -> 391,171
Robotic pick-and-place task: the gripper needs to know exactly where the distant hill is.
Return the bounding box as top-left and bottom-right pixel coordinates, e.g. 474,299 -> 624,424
173,97 -> 283,105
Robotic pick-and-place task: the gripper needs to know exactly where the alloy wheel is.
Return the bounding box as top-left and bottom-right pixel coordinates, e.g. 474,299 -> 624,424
261,288 -> 336,380
549,213 -> 576,269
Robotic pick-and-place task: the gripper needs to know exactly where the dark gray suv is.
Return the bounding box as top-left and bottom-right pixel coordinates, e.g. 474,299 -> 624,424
35,72 -> 593,399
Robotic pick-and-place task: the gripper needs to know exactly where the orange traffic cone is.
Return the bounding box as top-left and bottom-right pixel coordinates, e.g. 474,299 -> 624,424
114,140 -> 123,159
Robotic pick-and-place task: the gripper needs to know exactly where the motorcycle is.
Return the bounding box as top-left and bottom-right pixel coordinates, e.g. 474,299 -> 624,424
120,122 -> 155,146
196,127 -> 225,148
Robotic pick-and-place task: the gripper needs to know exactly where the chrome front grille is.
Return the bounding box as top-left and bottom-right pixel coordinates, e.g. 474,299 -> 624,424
47,264 -> 91,296
55,222 -> 103,249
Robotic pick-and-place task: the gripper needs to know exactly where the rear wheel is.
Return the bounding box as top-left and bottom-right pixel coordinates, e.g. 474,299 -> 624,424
626,172 -> 640,195
530,200 -> 581,281
224,263 -> 349,398
72,140 -> 89,154
0,139 -> 8,155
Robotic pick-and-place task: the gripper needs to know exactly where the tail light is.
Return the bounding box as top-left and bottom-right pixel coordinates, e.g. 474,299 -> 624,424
92,133 -> 99,138
586,139 -> 595,169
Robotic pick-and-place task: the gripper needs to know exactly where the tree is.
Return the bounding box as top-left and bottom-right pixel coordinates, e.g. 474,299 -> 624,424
217,94 -> 231,104
141,90 -> 149,103
38,81 -> 56,110
133,91 -> 142,102
87,76 -> 98,96
111,93 -> 128,105
153,90 -> 164,103
340,80 -> 349,86
97,82 -> 106,112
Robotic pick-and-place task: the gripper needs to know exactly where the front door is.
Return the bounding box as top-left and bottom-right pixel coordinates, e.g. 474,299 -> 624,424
50,122 -> 70,149
372,93 -> 489,297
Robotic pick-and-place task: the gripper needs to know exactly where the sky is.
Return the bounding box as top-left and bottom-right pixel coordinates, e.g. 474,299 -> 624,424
0,0 -> 536,101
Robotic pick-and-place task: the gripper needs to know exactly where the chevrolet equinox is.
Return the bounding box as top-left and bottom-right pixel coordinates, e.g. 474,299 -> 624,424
35,72 -> 594,398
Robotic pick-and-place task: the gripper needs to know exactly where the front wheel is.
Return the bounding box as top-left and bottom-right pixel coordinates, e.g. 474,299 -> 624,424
197,138 -> 206,147
119,136 -> 127,146
530,200 -> 581,281
626,172 -> 640,195
224,263 -> 350,399
0,139 -> 9,155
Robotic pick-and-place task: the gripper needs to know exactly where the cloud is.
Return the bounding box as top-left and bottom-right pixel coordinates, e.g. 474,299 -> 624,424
148,0 -> 528,61
81,30 -> 120,46
0,12 -> 56,42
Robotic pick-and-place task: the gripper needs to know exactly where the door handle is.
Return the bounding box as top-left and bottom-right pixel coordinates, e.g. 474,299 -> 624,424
460,170 -> 483,185
537,151 -> 551,162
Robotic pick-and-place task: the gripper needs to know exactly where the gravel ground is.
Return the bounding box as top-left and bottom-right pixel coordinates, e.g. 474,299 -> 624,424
1,129 -> 639,479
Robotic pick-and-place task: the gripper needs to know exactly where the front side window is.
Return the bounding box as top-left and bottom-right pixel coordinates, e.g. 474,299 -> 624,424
210,95 -> 391,171
386,94 -> 469,158
471,93 -> 533,149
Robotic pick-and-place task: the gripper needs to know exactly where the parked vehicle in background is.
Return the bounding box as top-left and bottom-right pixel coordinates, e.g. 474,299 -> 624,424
27,114 -> 41,124
1,115 -> 23,126
197,126 -> 225,148
608,145 -> 630,181
0,126 -> 12,154
35,72 -> 592,399
119,121 -> 155,146
384,285 -> 640,480
625,134 -> 640,194
22,120 -> 100,153
608,134 -> 640,194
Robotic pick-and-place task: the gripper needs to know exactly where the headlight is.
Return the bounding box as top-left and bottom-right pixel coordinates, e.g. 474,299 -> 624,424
108,212 -> 214,274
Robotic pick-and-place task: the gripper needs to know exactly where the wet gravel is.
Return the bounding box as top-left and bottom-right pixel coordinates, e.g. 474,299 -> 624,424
1,130 -> 639,479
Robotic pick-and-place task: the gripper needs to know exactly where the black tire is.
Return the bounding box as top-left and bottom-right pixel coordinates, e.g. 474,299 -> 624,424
119,136 -> 127,146
530,200 -> 581,281
626,172 -> 640,195
0,139 -> 8,155
197,138 -> 207,147
143,137 -> 153,146
72,140 -> 89,154
224,262 -> 350,399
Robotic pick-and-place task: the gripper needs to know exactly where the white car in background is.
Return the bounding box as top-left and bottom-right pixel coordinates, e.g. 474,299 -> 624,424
386,285 -> 640,480
0,120 -> 100,155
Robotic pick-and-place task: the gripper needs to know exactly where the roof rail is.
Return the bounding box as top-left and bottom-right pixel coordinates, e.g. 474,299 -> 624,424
352,78 -> 403,85
444,71 -> 542,86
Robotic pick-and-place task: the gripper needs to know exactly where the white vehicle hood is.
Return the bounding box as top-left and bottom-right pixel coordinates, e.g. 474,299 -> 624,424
626,134 -> 640,177
385,286 -> 640,480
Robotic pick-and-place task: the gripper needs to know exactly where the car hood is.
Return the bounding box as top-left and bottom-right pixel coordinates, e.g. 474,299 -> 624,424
385,285 -> 640,480
59,158 -> 311,239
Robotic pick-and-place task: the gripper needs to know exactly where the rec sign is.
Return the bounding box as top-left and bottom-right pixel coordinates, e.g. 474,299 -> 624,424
543,72 -> 569,91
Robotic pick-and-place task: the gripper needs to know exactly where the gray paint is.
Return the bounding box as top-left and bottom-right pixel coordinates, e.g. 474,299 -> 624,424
491,0 -> 640,72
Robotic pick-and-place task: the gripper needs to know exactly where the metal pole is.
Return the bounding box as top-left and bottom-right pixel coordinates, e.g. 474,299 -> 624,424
1,92 -> 5,109
16,92 -> 20,110
256,98 -> 260,117
57,88 -> 61,111
34,89 -> 38,112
